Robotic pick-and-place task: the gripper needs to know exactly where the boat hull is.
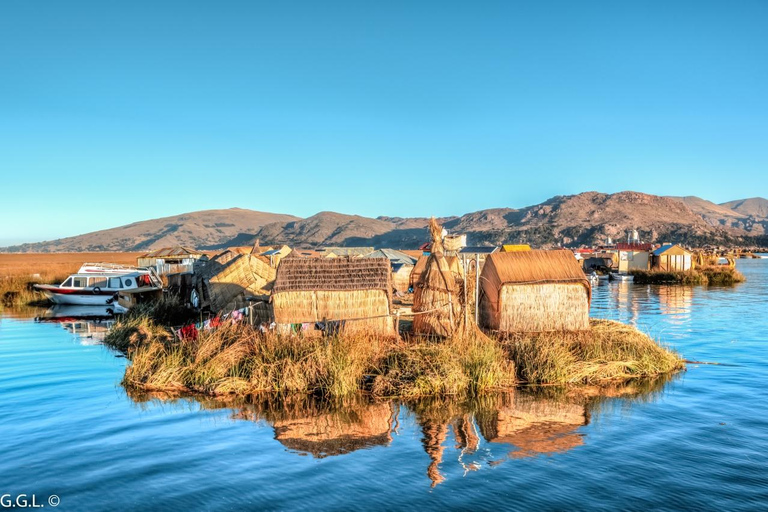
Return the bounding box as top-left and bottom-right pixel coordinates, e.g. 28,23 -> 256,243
40,288 -> 118,306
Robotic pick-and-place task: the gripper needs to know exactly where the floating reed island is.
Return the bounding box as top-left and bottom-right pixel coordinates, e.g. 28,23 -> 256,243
103,219 -> 683,399
630,266 -> 746,285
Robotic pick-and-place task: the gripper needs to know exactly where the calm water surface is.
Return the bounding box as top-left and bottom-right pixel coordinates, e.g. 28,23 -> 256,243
2,261 -> 767,511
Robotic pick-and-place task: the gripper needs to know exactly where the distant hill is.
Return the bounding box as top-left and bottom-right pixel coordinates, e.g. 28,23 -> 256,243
720,197 -> 768,219
3,193 -> 767,252
666,196 -> 764,235
3,208 -> 299,252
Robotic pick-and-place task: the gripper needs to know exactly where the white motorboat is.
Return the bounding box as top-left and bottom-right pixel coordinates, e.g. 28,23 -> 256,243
609,272 -> 634,282
35,263 -> 163,306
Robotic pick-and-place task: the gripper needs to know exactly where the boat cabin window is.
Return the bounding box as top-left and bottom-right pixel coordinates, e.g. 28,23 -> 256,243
89,278 -> 108,289
72,277 -> 88,288
108,277 -> 122,289
61,277 -> 73,287
123,278 -> 134,287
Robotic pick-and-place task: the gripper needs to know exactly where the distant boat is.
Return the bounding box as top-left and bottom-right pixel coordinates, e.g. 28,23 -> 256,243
609,273 -> 634,282
35,263 -> 162,306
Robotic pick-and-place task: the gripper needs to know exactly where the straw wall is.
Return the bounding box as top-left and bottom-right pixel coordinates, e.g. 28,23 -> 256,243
272,289 -> 394,335
483,283 -> 589,332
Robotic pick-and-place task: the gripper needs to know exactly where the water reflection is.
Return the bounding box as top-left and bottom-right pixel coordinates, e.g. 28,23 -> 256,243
125,374 -> 677,488
34,305 -> 123,344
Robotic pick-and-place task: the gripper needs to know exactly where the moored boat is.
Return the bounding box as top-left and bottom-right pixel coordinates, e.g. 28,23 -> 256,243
34,263 -> 163,306
609,272 -> 634,282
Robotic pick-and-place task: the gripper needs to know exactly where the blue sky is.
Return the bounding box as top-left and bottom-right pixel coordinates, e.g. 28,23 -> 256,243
1,0 -> 767,245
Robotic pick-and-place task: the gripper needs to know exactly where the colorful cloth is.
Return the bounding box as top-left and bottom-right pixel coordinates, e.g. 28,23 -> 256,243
178,324 -> 198,341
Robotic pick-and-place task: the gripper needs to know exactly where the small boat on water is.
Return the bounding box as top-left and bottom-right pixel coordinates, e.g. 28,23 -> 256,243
609,272 -> 634,282
35,263 -> 163,306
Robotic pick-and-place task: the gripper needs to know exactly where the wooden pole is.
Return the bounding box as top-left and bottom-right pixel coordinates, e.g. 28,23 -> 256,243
474,253 -> 480,326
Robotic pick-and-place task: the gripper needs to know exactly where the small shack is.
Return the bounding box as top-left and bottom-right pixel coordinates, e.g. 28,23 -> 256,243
196,250 -> 276,317
479,250 -> 591,333
137,246 -> 208,275
652,244 -> 693,271
616,243 -> 652,273
271,257 -> 395,335
363,249 -> 417,294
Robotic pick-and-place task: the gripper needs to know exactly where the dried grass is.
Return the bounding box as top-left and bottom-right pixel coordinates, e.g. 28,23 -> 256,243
505,319 -> 684,384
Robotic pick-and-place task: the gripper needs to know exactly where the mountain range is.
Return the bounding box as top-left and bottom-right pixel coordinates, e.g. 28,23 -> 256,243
3,192 -> 767,252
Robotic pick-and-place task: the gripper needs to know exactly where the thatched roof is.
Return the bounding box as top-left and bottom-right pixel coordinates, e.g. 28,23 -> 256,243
273,257 -> 392,294
481,250 -> 591,300
321,247 -> 375,258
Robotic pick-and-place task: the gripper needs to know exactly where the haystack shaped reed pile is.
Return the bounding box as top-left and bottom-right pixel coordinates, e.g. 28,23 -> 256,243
479,250 -> 591,333
412,218 -> 466,337
271,256 -> 395,335
197,249 -> 276,315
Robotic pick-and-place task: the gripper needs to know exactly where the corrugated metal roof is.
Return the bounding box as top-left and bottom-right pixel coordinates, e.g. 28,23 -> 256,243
363,248 -> 417,266
460,246 -> 499,255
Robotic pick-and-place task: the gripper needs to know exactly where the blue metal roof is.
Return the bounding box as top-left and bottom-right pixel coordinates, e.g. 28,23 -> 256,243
653,244 -> 676,256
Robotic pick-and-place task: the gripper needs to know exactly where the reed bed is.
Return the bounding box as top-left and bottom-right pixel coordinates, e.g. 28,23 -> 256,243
105,311 -> 681,398
505,319 -> 684,384
631,267 -> 746,285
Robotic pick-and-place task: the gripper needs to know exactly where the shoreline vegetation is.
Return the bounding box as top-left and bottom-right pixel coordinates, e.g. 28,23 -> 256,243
630,266 -> 746,285
0,252 -> 141,310
103,300 -> 684,399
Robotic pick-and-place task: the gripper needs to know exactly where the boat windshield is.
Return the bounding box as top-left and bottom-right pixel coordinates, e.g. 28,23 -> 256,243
61,277 -> 73,287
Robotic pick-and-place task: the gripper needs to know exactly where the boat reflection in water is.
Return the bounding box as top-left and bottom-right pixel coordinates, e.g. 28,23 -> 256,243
35,304 -> 126,344
126,374 -> 676,487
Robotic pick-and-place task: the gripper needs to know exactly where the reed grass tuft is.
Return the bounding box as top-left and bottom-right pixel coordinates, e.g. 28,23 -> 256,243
505,319 -> 684,384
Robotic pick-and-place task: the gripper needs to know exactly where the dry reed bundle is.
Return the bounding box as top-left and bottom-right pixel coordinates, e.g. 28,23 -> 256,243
412,218 -> 465,337
198,250 -> 276,313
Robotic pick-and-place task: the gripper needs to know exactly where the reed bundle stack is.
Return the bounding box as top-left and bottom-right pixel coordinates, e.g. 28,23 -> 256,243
271,256 -> 395,335
412,218 -> 466,337
479,250 -> 591,333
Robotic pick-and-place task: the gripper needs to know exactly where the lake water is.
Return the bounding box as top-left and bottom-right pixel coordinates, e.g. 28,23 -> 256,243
2,261 -> 767,511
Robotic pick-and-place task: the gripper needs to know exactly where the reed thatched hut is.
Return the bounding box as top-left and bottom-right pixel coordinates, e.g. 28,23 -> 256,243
271,257 -> 395,335
196,249 -> 276,317
479,250 -> 591,333
412,219 -> 466,337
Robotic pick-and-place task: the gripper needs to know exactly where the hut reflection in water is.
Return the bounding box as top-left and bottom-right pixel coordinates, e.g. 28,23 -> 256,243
125,374 -> 675,488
